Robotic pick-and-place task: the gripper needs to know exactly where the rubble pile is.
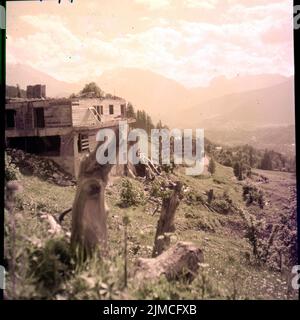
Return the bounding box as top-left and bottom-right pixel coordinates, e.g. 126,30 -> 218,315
6,148 -> 76,186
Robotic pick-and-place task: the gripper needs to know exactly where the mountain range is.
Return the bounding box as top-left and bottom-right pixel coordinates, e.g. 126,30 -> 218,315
7,63 -> 295,154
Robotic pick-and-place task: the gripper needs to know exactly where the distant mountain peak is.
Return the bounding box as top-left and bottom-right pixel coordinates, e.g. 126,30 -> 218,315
6,63 -> 294,128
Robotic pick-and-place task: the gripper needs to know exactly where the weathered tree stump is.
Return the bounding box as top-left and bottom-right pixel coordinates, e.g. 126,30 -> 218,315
71,129 -> 119,258
152,182 -> 182,257
134,241 -> 204,282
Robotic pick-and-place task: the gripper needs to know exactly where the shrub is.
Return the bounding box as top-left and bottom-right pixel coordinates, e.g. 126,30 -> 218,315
5,153 -> 20,182
149,180 -> 172,199
64,255 -> 124,300
211,199 -> 231,214
208,158 -> 216,175
185,189 -> 205,206
243,184 -> 265,209
119,178 -> 145,207
238,209 -> 279,265
195,213 -> 221,233
205,190 -> 234,215
184,210 -> 221,233
29,238 -> 74,295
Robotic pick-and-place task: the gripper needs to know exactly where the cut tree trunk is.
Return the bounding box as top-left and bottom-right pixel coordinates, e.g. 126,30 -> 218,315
134,241 -> 204,282
71,128 -> 119,258
152,182 -> 182,257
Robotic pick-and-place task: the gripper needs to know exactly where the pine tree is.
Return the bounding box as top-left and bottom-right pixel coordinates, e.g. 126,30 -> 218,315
233,162 -> 243,180
249,146 -> 255,167
16,84 -> 21,98
146,115 -> 154,134
261,151 -> 272,170
140,110 -> 147,130
156,120 -> 163,130
126,103 -> 136,119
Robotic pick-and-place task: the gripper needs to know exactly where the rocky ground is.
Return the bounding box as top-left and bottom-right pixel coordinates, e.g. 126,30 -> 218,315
6,148 -> 76,186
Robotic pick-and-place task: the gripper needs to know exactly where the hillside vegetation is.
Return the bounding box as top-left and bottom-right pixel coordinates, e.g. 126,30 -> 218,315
4,152 -> 297,300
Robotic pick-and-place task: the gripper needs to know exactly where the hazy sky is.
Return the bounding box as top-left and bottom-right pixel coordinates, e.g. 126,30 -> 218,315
7,0 -> 294,87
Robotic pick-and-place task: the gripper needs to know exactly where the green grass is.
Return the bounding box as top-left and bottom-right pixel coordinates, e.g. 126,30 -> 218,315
4,162 -> 298,300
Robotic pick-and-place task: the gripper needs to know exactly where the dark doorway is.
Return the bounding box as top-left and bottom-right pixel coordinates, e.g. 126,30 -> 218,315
34,108 -> 45,128
7,136 -> 61,156
5,109 -> 16,129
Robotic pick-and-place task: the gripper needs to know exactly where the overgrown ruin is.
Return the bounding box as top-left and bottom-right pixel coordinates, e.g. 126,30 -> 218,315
5,85 -> 133,177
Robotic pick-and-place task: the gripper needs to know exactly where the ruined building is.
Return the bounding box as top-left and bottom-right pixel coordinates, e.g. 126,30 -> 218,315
26,84 -> 46,99
5,87 -> 133,177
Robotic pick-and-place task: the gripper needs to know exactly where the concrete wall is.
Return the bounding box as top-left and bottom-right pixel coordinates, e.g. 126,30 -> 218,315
19,133 -> 76,176
72,126 -> 127,178
98,98 -> 126,122
6,99 -> 72,132
73,130 -> 99,177
71,98 -> 126,127
6,98 -> 128,178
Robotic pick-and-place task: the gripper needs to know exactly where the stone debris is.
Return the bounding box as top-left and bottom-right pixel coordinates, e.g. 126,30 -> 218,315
6,148 -> 76,186
40,213 -> 63,235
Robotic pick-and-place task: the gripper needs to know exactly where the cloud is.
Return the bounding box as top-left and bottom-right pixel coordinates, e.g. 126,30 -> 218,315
184,0 -> 218,10
7,0 -> 294,87
134,0 -> 171,10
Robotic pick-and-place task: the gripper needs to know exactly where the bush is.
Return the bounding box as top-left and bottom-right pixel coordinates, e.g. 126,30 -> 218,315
149,180 -> 172,200
29,238 -> 74,295
208,158 -> 216,175
185,189 -> 205,206
211,199 -> 231,214
5,152 -> 20,182
119,178 -> 145,207
238,209 -> 278,265
65,256 -> 123,300
243,184 -> 265,209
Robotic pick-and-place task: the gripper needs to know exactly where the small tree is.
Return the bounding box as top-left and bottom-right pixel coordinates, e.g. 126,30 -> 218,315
233,162 -> 239,179
261,151 -> 272,170
119,178 -> 144,207
207,189 -> 214,204
239,209 -> 279,264
156,120 -> 163,130
208,158 -> 216,175
80,82 -> 104,98
126,102 -> 136,119
233,162 -> 243,181
16,84 -> 21,98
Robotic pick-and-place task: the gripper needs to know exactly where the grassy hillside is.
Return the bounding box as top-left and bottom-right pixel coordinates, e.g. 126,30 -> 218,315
4,158 -> 297,300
